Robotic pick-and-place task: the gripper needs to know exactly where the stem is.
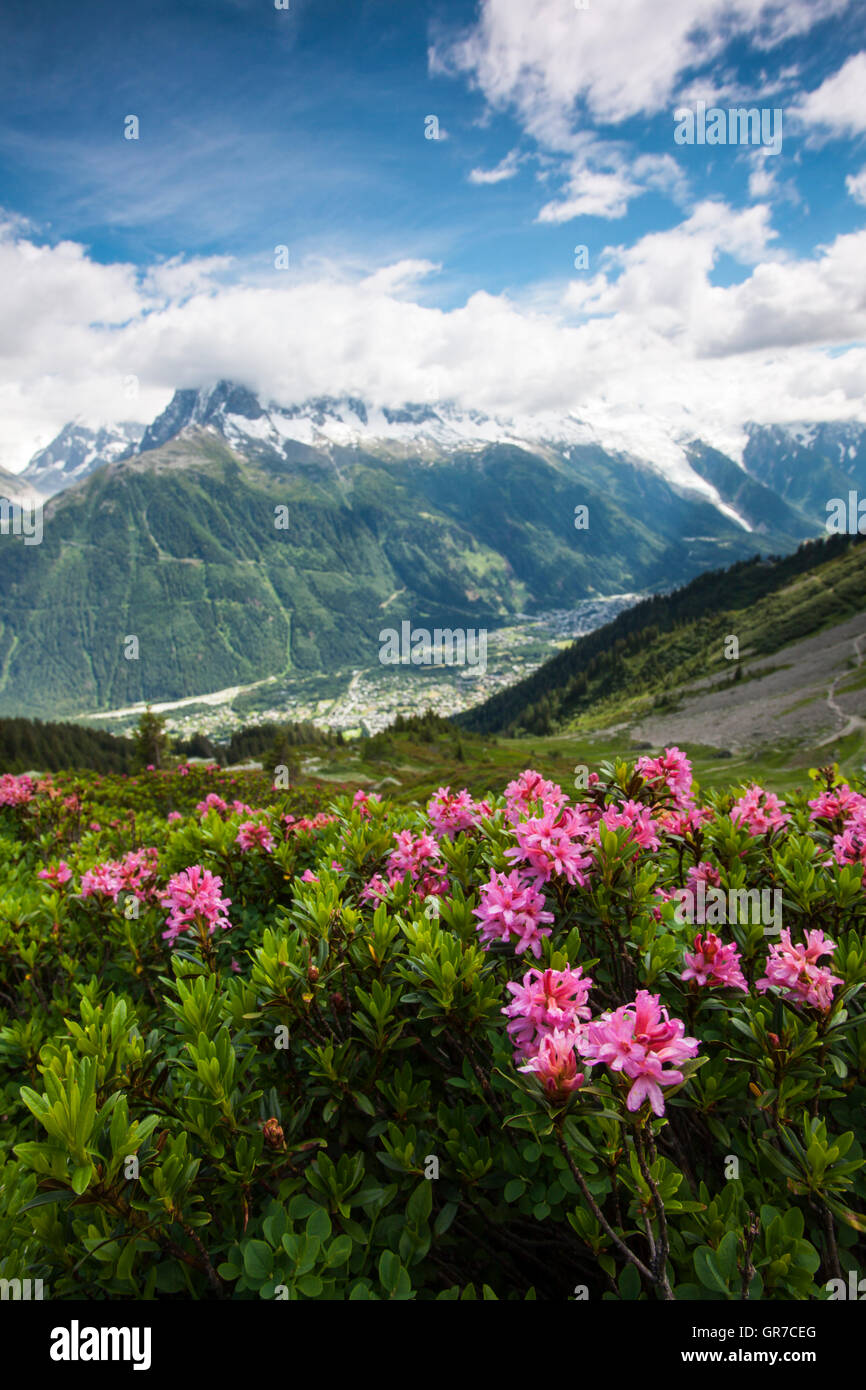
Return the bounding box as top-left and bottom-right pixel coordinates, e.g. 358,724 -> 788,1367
554,1127 -> 659,1291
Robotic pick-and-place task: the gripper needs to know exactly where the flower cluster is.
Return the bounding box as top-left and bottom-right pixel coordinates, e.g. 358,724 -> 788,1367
427,786 -> 492,838
635,746 -> 693,807
473,869 -> 555,957
682,931 -> 748,992
730,785 -> 790,836
0,773 -> 35,806
79,848 -> 159,903
37,861 -> 73,888
503,965 -> 593,1057
578,991 -> 700,1116
160,866 -> 232,943
236,819 -> 275,853
757,928 -> 843,1011
386,829 -> 448,898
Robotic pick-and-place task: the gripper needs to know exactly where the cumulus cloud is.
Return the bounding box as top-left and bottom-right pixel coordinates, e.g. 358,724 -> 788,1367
793,52 -> 866,136
432,0 -> 847,135
432,0 -> 850,221
2,210 -> 866,473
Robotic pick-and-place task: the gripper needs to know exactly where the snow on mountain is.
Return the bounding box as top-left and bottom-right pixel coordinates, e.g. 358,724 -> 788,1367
139,382 -> 754,530
21,421 -> 145,496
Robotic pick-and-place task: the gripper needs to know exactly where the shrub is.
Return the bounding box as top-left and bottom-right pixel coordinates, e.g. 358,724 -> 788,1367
0,755 -> 864,1300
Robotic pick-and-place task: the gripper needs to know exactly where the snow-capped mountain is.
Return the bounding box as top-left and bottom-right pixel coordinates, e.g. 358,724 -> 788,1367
3,379 -> 862,721
129,382 -> 767,530
21,420 -> 145,496
19,381 -> 866,540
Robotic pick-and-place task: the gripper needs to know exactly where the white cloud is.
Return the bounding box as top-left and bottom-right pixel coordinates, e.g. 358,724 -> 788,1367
468,148 -> 522,184
793,52 -> 866,136
434,0 -> 845,222
2,212 -> 866,473
846,165 -> 866,204
432,0 -> 847,135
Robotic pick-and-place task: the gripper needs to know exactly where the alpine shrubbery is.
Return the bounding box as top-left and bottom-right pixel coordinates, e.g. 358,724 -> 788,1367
1,753 -> 864,1300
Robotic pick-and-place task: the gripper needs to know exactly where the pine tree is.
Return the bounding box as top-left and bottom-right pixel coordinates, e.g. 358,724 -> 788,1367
132,707 -> 169,770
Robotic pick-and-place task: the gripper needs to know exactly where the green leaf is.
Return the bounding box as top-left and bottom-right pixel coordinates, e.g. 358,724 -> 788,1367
715,1231 -> 739,1282
618,1263 -> 642,1300
407,1181 -> 432,1224
695,1246 -> 728,1293
243,1239 -> 273,1281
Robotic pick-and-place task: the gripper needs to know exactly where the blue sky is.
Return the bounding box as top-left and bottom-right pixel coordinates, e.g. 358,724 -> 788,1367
1,0 -> 866,468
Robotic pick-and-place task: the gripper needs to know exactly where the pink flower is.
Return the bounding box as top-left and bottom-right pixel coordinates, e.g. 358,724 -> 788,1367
682,931 -> 748,992
658,805 -> 714,837
505,808 -> 592,887
236,820 -> 275,853
600,799 -> 661,851
676,861 -> 722,923
301,869 -> 319,883
756,929 -> 843,1011
808,785 -> 865,823
473,869 -> 554,958
635,747 -> 693,807
167,811 -> 183,823
352,789 -> 381,820
518,1029 -> 585,1099
730,785 -> 790,836
503,965 -> 593,1056
386,829 -> 448,898
579,990 -> 700,1116
197,793 -> 229,818
160,866 -> 232,943
503,770 -> 566,825
38,861 -> 72,887
360,872 -> 389,903
0,773 -> 35,806
80,862 -> 123,900
427,786 -> 492,838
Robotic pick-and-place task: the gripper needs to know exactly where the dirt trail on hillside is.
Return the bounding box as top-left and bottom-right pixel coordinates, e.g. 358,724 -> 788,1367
627,613 -> 866,756
818,633 -> 866,746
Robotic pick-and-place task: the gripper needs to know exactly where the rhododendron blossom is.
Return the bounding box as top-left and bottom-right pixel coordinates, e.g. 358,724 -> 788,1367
236,820 -> 275,853
600,799 -> 661,851
473,869 -> 554,957
757,929 -> 843,1011
518,1029 -> 585,1099
386,829 -> 448,898
503,965 -> 593,1056
427,786 -> 492,838
505,809 -> 593,886
635,747 -> 693,807
161,866 -> 232,943
37,861 -> 73,887
503,770 -> 565,825
730,785 -> 790,835
682,932 -> 748,992
0,773 -> 35,806
579,991 -> 700,1116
